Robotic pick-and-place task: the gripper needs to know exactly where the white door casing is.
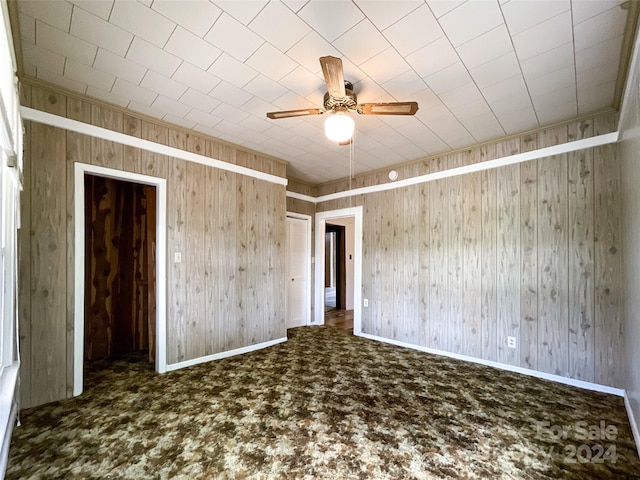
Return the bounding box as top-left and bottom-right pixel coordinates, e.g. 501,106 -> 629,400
286,213 -> 311,328
314,206 -> 363,333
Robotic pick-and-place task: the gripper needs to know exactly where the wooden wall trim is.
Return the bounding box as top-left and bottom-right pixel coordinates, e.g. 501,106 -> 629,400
295,132 -> 619,204
22,106 -> 288,187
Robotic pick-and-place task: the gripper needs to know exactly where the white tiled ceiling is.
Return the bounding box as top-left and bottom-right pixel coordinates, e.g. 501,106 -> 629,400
14,0 -> 630,183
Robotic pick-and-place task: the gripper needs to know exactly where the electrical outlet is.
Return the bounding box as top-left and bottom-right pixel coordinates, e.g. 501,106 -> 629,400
507,336 -> 516,349
363,298 -> 369,307
174,252 -> 182,263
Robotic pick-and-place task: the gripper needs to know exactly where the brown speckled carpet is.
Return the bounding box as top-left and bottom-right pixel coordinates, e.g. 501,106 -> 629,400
7,327 -> 640,479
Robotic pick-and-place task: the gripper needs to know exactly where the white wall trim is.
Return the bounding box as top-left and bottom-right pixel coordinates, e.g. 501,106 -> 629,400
317,133 -> 618,203
314,206 -> 363,334
287,132 -> 619,205
286,212 -> 313,327
165,337 -> 287,372
73,163 -> 168,396
357,332 -> 626,397
22,106 -> 288,187
286,191 -> 316,203
624,391 -> 640,458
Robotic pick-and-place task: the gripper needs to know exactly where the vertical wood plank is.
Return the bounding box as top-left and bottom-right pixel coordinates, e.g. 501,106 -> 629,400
379,189 -> 394,339
403,164 -> 419,345
537,126 -> 569,376
496,139 -> 521,366
123,115 -> 141,173
520,134 -> 539,371
448,153 -> 463,354
185,159 -> 206,359
392,186 -> 403,340
167,129 -> 187,363
593,116 -> 623,387
429,157 -> 448,350
418,163 -> 430,347
462,150 -> 482,358
481,145 -> 498,362
204,142 -> 219,355
567,120 -> 595,382
91,105 -> 123,170
30,88 -> 67,405
218,146 -> 237,350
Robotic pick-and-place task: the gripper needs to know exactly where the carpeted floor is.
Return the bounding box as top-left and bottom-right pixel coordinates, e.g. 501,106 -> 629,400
7,327 -> 640,479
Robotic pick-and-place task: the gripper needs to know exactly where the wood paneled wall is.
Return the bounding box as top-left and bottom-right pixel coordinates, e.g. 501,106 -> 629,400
19,83 -> 287,408
317,113 -> 624,388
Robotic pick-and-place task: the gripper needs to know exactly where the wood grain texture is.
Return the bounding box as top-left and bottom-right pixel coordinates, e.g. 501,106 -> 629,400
520,135 -> 539,371
447,154 -> 463,354
537,126 -> 569,376
20,85 -> 289,407
567,120 -> 595,382
496,139 -> 521,366
402,165 -> 419,345
462,150 -> 482,358
480,145 -> 498,362
186,160 -> 206,359
91,105 -> 123,170
65,97 -> 90,396
30,88 -> 67,406
594,116 -> 623,387
428,169 -> 447,350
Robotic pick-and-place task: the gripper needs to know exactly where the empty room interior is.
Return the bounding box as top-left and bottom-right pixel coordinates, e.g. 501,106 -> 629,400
0,0 -> 640,478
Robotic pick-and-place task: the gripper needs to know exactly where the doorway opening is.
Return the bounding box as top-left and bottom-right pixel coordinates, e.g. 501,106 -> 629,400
83,174 -> 157,387
315,206 -> 363,334
74,162 -> 167,397
324,221 -> 353,330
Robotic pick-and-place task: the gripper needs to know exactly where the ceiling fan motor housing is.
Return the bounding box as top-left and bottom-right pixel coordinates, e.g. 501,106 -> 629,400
324,81 -> 358,111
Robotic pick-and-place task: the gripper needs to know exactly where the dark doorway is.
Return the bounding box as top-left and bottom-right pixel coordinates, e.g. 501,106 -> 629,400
325,223 -> 346,310
84,174 -> 157,371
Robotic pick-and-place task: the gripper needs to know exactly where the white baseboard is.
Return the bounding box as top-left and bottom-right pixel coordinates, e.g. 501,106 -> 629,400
356,332 -> 625,397
165,337 -> 287,372
624,391 -> 640,458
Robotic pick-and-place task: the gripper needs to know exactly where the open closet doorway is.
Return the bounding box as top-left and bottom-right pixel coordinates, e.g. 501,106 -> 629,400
73,162 -> 167,396
83,174 -> 157,384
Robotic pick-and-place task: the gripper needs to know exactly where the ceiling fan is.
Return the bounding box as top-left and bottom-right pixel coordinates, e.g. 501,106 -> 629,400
266,56 -> 419,144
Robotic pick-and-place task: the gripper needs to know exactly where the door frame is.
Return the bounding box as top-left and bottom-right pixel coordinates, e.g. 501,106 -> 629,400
314,206 -> 363,333
74,162 -> 168,396
286,212 -> 312,327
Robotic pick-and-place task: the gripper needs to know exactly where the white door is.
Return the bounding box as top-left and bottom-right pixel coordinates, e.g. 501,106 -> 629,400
286,216 -> 308,328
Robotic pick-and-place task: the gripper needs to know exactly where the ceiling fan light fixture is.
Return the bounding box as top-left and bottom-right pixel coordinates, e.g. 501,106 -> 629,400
324,109 -> 354,143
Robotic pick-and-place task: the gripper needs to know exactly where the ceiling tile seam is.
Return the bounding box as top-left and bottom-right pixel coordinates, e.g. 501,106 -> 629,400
494,1 -> 540,127
420,15 -> 482,145
569,2 -> 580,115
350,1 -> 424,90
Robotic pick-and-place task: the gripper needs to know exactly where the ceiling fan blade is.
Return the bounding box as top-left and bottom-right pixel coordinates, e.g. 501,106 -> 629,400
357,102 -> 419,115
320,56 -> 346,98
266,108 -> 325,119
